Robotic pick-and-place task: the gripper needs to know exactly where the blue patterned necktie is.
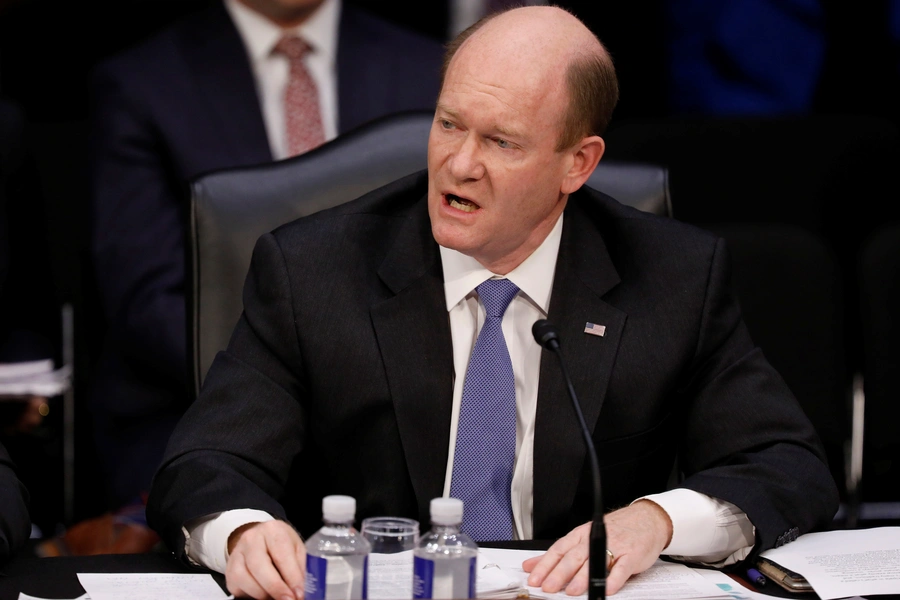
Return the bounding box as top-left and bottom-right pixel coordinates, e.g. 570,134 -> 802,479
450,278 -> 520,541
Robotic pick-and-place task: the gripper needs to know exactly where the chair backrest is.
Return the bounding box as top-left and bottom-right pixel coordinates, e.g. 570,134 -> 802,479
188,110 -> 672,395
703,223 -> 850,498
600,115 -> 900,502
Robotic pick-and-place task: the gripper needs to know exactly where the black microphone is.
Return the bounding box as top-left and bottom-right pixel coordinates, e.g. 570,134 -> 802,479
532,319 -> 606,600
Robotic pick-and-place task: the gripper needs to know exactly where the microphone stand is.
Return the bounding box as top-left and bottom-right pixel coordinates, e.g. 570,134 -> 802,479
533,320 -> 606,600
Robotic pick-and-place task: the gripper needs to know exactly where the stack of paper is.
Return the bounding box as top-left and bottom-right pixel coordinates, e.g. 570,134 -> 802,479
476,547 -> 732,600
0,359 -> 70,398
758,526 -> 900,600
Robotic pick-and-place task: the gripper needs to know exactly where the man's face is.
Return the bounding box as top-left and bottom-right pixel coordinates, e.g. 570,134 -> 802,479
427,40 -> 574,274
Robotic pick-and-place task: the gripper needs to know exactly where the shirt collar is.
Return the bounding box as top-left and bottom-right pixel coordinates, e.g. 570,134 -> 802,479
440,213 -> 563,314
224,0 -> 340,64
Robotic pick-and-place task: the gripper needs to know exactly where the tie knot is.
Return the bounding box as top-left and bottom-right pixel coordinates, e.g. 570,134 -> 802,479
476,279 -> 520,318
273,35 -> 311,61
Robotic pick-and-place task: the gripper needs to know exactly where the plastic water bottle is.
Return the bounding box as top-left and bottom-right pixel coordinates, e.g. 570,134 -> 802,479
305,495 -> 371,600
413,498 -> 478,599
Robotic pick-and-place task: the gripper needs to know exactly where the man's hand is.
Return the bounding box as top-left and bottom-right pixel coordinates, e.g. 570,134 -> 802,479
225,520 -> 306,599
522,500 -> 673,596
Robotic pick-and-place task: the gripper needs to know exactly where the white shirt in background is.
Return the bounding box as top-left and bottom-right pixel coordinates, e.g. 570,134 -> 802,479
224,0 -> 340,160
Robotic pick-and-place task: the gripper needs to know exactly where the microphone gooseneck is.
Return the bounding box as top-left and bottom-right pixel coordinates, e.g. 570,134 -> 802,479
532,319 -> 606,600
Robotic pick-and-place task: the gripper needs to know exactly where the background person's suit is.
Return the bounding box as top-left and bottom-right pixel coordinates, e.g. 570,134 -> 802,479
0,441 -> 30,563
88,1 -> 445,510
147,171 -> 839,559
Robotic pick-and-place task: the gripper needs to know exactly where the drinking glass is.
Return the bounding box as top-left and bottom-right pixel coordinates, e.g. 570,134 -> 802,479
360,516 -> 419,554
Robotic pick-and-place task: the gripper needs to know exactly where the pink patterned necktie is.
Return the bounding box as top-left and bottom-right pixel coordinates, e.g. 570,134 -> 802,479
273,35 -> 326,157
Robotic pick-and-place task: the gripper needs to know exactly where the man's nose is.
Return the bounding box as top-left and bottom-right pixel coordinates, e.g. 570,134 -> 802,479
448,134 -> 485,181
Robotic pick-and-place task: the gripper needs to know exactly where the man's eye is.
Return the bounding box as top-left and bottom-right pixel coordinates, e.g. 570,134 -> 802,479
496,138 -> 510,149
440,119 -> 455,130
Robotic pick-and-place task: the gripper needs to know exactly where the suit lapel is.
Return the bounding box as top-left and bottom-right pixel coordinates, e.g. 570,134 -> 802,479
533,195 -> 627,536
181,3 -> 272,164
371,199 -> 454,521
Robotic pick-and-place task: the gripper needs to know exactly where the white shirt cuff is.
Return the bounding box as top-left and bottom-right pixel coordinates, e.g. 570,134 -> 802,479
184,509 -> 276,573
637,488 -> 756,566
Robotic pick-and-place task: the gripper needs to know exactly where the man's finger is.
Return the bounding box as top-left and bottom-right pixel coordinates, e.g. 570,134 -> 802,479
564,560 -> 590,596
525,546 -> 567,585
242,541 -> 297,600
525,523 -> 588,586
539,542 -> 590,593
522,554 -> 541,573
226,552 -> 269,600
268,529 -> 306,598
605,554 -> 635,596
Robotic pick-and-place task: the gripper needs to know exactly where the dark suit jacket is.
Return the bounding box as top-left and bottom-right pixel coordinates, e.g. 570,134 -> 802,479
147,171 -> 839,562
88,1 -> 444,508
0,442 -> 30,563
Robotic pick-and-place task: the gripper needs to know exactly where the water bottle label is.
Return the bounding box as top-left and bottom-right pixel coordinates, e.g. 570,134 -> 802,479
362,555 -> 369,600
412,556 -> 476,599
413,556 -> 434,599
305,553 -> 368,600
306,554 -> 328,600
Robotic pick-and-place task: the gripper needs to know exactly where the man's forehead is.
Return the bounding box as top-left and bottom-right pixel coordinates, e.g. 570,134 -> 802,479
462,6 -> 591,61
446,15 -> 579,99
447,36 -> 566,101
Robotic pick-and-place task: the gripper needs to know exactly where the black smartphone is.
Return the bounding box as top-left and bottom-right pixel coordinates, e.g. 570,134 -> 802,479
757,557 -> 814,593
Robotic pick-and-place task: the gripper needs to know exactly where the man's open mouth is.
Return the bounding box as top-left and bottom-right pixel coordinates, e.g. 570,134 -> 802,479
447,193 -> 480,213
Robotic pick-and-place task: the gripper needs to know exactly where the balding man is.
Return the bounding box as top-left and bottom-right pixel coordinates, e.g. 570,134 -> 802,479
147,6 -> 838,599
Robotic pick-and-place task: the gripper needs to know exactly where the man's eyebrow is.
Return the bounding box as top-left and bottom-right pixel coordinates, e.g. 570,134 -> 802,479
435,105 -> 523,141
435,104 -> 460,119
493,124 -> 522,140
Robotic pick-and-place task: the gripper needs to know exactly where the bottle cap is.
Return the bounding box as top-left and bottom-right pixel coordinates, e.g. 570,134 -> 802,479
322,495 -> 356,522
430,497 -> 464,525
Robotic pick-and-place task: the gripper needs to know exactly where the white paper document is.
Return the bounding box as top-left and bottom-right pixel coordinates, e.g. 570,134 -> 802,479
17,594 -> 88,600
605,560 -> 730,600
76,573 -> 228,600
476,547 -> 730,600
694,567 -> 794,600
759,526 -> 900,600
696,567 -> 868,600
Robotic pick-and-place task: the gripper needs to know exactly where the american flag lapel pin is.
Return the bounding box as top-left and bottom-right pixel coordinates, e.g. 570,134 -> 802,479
584,322 -> 606,337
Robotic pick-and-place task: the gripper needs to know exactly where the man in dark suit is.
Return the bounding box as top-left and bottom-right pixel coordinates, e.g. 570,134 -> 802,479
148,6 -> 838,599
88,0 -> 444,518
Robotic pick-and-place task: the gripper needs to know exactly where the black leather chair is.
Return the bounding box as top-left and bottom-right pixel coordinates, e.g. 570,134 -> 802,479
187,110 -> 672,396
601,115 -> 900,504
703,222 -> 850,502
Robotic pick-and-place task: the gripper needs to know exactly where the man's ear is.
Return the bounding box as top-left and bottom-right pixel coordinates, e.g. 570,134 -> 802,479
561,136 -> 605,195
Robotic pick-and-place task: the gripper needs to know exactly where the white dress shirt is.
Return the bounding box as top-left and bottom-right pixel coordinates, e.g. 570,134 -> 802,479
224,0 -> 340,160
185,213 -> 755,572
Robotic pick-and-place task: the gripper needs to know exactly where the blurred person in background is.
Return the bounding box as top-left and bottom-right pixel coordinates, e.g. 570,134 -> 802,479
1,95 -> 64,546
84,0 -> 444,553
0,440 -> 31,563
